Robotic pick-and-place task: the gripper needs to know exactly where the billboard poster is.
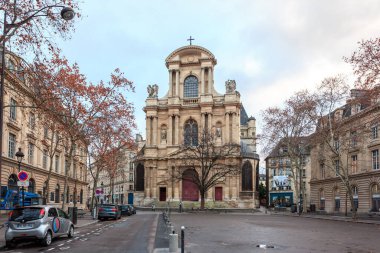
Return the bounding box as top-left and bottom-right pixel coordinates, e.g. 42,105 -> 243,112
272,175 -> 289,188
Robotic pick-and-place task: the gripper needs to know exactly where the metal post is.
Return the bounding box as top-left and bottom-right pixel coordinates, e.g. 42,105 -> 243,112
0,11 -> 8,193
181,226 -> 185,253
22,186 -> 25,207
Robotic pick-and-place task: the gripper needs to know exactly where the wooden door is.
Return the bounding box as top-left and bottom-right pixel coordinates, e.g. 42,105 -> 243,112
215,187 -> 223,201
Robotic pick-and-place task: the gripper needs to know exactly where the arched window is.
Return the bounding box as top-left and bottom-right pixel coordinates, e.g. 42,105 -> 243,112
319,189 -> 325,210
55,184 -> 60,203
371,184 -> 380,212
184,76 -> 198,98
8,174 -> 18,192
184,119 -> 198,146
241,161 -> 253,191
28,178 -> 35,193
352,185 -> 358,211
135,163 -> 145,191
333,187 -> 340,211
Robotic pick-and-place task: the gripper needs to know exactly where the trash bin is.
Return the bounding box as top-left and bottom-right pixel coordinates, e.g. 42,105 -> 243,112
310,204 -> 316,212
291,204 -> 297,213
68,207 -> 78,225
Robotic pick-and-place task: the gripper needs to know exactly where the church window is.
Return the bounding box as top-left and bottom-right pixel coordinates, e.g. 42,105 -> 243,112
184,119 -> 198,146
184,76 -> 198,98
242,161 -> 253,191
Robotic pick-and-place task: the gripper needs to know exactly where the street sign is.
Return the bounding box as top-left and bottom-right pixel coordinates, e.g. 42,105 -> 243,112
17,181 -> 29,187
18,171 -> 29,182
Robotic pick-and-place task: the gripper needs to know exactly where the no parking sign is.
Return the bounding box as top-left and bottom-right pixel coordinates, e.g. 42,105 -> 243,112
18,171 -> 29,182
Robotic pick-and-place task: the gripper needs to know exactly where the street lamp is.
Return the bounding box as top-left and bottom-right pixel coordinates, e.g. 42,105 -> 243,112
0,5 -> 75,193
15,148 -> 24,207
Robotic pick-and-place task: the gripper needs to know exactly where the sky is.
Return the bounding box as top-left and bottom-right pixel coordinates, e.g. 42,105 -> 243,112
59,0 -> 380,154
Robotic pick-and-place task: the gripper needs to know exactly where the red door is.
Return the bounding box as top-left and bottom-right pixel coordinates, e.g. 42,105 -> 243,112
182,178 -> 199,201
215,187 -> 223,201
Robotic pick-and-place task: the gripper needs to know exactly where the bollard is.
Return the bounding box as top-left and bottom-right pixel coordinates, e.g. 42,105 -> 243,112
169,233 -> 178,253
181,226 -> 185,253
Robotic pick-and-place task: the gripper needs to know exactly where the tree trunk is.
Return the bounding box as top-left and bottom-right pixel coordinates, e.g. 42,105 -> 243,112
200,191 -> 205,210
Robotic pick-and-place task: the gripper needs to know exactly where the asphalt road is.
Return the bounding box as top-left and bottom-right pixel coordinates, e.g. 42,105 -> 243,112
169,213 -> 380,253
0,212 -> 158,253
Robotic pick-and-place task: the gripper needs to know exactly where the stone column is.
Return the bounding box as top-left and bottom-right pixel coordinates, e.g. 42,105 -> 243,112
168,116 -> 172,146
174,178 -> 180,201
224,177 -> 230,200
175,70 -> 180,96
153,117 -> 158,145
206,188 -> 212,201
201,68 -> 205,94
232,173 -> 238,200
146,167 -> 151,198
225,113 -> 230,143
169,70 -> 173,97
152,168 -> 157,199
208,113 -> 212,130
175,115 -> 179,145
208,67 -> 213,93
146,117 -> 151,146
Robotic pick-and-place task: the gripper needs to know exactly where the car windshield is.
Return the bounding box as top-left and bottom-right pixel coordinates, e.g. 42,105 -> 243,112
9,207 -> 45,222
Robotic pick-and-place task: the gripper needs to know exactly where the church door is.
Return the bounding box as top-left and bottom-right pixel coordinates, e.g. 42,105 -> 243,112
215,187 -> 223,201
182,169 -> 199,201
159,187 -> 166,201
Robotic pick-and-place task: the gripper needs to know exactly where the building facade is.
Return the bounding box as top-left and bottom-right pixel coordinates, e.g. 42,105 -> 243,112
265,139 -> 311,211
138,45 -> 259,208
1,52 -> 88,210
310,90 -> 380,214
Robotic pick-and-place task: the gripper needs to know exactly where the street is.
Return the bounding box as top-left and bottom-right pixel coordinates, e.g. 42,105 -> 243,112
1,211 -> 379,253
0,212 -> 158,253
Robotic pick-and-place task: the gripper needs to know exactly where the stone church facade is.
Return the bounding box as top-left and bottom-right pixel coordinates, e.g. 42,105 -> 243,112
137,45 -> 259,208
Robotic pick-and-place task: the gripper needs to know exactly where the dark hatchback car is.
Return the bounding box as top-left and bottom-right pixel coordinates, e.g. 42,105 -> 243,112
127,204 -> 136,214
97,204 -> 121,220
119,205 -> 132,216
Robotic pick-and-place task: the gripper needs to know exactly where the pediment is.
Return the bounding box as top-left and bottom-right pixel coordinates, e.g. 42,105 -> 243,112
165,45 -> 217,67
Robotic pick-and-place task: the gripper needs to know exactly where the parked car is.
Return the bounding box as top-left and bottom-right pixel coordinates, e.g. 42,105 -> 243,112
127,204 -> 136,214
98,204 -> 121,220
5,205 -> 74,248
119,205 -> 132,216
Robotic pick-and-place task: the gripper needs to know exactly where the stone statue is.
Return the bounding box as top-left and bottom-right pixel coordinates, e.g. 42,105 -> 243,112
216,127 -> 222,138
225,79 -> 236,93
147,84 -> 159,98
161,129 -> 167,140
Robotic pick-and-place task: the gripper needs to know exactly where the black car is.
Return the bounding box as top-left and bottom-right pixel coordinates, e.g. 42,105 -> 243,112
119,205 -> 132,216
97,204 -> 121,220
127,204 -> 136,214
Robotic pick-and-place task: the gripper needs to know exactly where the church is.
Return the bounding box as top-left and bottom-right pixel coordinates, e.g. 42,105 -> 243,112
135,44 -> 260,208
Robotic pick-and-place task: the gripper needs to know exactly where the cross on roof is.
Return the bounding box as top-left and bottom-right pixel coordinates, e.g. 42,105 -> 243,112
187,36 -> 194,45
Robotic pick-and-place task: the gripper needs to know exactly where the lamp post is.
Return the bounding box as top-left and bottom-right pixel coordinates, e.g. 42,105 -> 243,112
0,5 -> 74,196
15,148 -> 24,207
100,181 -> 104,204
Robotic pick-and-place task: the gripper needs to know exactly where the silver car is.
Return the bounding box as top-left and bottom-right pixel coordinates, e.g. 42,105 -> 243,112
5,205 -> 74,248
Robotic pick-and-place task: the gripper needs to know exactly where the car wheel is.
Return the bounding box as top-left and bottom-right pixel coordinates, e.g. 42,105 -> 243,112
5,241 -> 13,249
68,225 -> 74,238
41,231 -> 52,246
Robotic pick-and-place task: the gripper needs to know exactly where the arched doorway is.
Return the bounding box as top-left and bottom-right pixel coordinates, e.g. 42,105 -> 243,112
28,178 -> 35,193
241,161 -> 253,191
371,184 -> 380,212
136,163 -> 145,191
182,169 -> 199,201
8,174 -> 18,192
55,184 -> 60,203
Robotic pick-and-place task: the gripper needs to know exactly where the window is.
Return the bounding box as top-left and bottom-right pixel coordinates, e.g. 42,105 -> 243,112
28,143 -> 34,164
8,133 -> 16,158
320,163 -> 325,179
28,179 -> 35,193
334,139 -> 340,151
29,112 -> 35,129
184,119 -> 198,146
184,75 -> 198,98
352,186 -> 359,211
129,185 -> 134,191
48,208 -> 58,217
372,150 -> 379,170
319,189 -> 325,210
129,173 -> 133,182
43,150 -> 48,169
350,131 -> 358,147
55,185 -> 60,203
44,127 -> 48,139
351,155 -> 358,174
9,98 -> 16,120
372,125 -> 378,140
55,155 -> 59,173
271,168 -> 276,176
370,184 -> 380,212
50,192 -> 55,202
335,160 -> 340,176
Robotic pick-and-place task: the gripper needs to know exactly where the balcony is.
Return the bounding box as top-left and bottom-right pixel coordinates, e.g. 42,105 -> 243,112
183,98 -> 199,105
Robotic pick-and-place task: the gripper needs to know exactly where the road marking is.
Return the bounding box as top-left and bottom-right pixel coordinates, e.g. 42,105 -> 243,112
58,243 -> 64,246
47,248 -> 55,251
74,237 -> 79,240
80,238 -> 88,241
67,240 -> 73,243
59,246 -> 70,250
86,232 -> 90,235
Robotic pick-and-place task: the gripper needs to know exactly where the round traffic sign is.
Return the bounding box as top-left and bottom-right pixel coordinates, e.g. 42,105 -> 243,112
18,171 -> 29,182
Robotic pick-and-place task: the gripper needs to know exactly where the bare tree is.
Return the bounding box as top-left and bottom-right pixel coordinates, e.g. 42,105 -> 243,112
170,128 -> 241,210
261,90 -> 317,211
